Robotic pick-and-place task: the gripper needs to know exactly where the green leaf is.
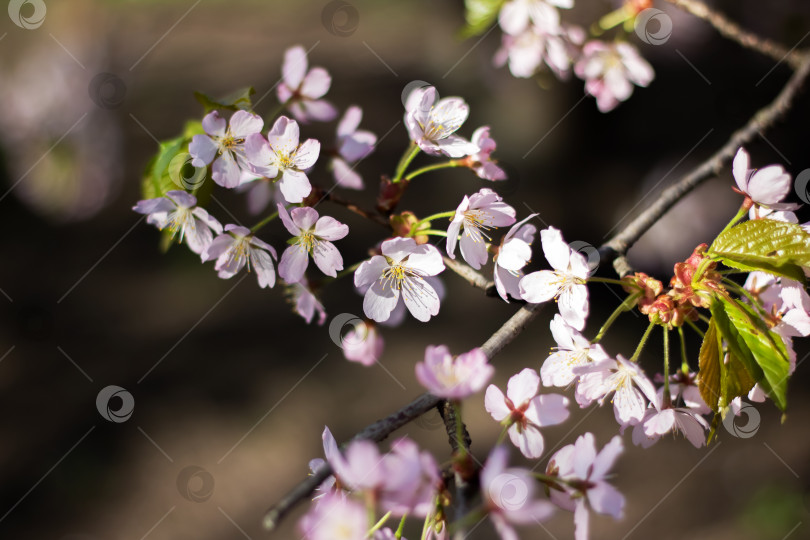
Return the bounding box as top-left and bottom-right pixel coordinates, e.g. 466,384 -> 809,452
698,318 -> 721,412
194,87 -> 255,112
141,135 -> 184,200
458,0 -> 505,39
709,297 -> 790,411
709,219 -> 810,281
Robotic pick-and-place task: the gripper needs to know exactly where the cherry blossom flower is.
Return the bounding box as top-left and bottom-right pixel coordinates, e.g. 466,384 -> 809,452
446,188 -> 516,269
745,271 -> 810,338
520,226 -> 590,330
547,433 -> 625,540
541,314 -> 609,388
575,355 -> 658,427
245,116 -> 320,203
203,224 -> 278,288
404,86 -> 479,157
133,190 -> 222,257
658,369 -> 711,414
631,394 -> 709,449
733,147 -> 800,218
481,446 -> 555,540
494,214 -> 537,302
189,110 -> 264,188
277,45 -> 338,123
237,173 -> 282,215
378,438 -> 440,517
277,204 -> 349,282
298,492 -> 367,540
342,320 -> 384,366
325,437 -> 386,493
485,368 -> 570,458
308,427 -> 342,498
287,279 -> 327,325
466,126 -> 507,181
331,106 -> 377,189
498,0 -> 571,36
494,23 -> 582,79
354,237 -> 445,323
574,41 -> 654,112
415,345 -> 493,399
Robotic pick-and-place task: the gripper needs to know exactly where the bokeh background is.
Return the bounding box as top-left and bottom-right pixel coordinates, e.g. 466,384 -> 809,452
1,0 -> 810,539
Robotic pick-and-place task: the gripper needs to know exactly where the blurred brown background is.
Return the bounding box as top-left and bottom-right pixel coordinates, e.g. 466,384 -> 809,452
1,0 -> 810,538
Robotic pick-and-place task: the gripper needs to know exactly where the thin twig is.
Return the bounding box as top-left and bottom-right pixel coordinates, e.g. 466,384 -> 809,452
262,302 -> 544,530
438,401 -> 473,540
442,256 -> 493,292
324,190 -> 391,228
599,52 -> 810,276
666,0 -> 803,68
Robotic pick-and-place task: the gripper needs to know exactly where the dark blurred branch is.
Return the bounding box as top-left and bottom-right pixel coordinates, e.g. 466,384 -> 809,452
321,190 -> 391,228
438,400 -> 474,540
262,302 -> 543,531
599,52 -> 810,276
666,0 -> 804,68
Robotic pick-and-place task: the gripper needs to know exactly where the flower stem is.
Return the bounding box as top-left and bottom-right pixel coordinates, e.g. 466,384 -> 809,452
629,321 -> 656,363
368,511 -> 392,536
408,211 -> 456,237
678,326 -> 690,373
662,329 -> 672,408
404,160 -> 460,181
251,210 -> 280,232
685,318 -> 705,339
592,292 -> 640,343
496,424 -> 509,446
586,276 -> 628,286
715,204 -> 749,239
393,142 -> 420,183
395,514 -> 407,539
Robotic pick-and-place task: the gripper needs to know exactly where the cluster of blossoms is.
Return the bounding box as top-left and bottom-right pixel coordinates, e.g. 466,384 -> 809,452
132,26 -> 810,538
488,0 -> 655,111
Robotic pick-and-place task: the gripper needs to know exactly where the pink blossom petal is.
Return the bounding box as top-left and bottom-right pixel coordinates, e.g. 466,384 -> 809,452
573,499 -> 590,540
301,67 -> 332,99
732,147 -> 750,192
497,239 -> 532,271
459,231 -> 489,269
290,206 -> 319,231
592,435 -> 623,480
277,169 -> 312,203
212,152 -> 242,188
268,116 -> 300,150
279,245 -> 309,283
508,424 -> 544,458
559,284 -> 588,330
519,270 -> 560,303
747,165 -> 792,205
506,367 -> 540,404
484,385 -> 510,421
229,110 -> 263,137
588,481 -> 624,519
434,134 -> 479,158
364,279 -> 401,322
331,157 -> 364,189
251,248 -> 276,288
282,45 -> 307,89
294,139 -> 321,170
525,394 -> 569,427
189,134 -> 218,167
301,99 -> 338,122
277,204 -> 299,236
312,240 -> 343,277
339,131 -> 376,162
202,110 -> 226,137
337,106 -> 362,137
402,275 -> 440,322
540,227 -> 569,271
354,256 -> 388,289
314,216 -> 349,241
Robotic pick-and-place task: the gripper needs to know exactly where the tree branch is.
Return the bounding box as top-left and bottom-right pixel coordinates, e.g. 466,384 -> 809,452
442,256 -> 493,292
599,52 -> 810,275
262,302 -> 544,531
666,0 -> 803,68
